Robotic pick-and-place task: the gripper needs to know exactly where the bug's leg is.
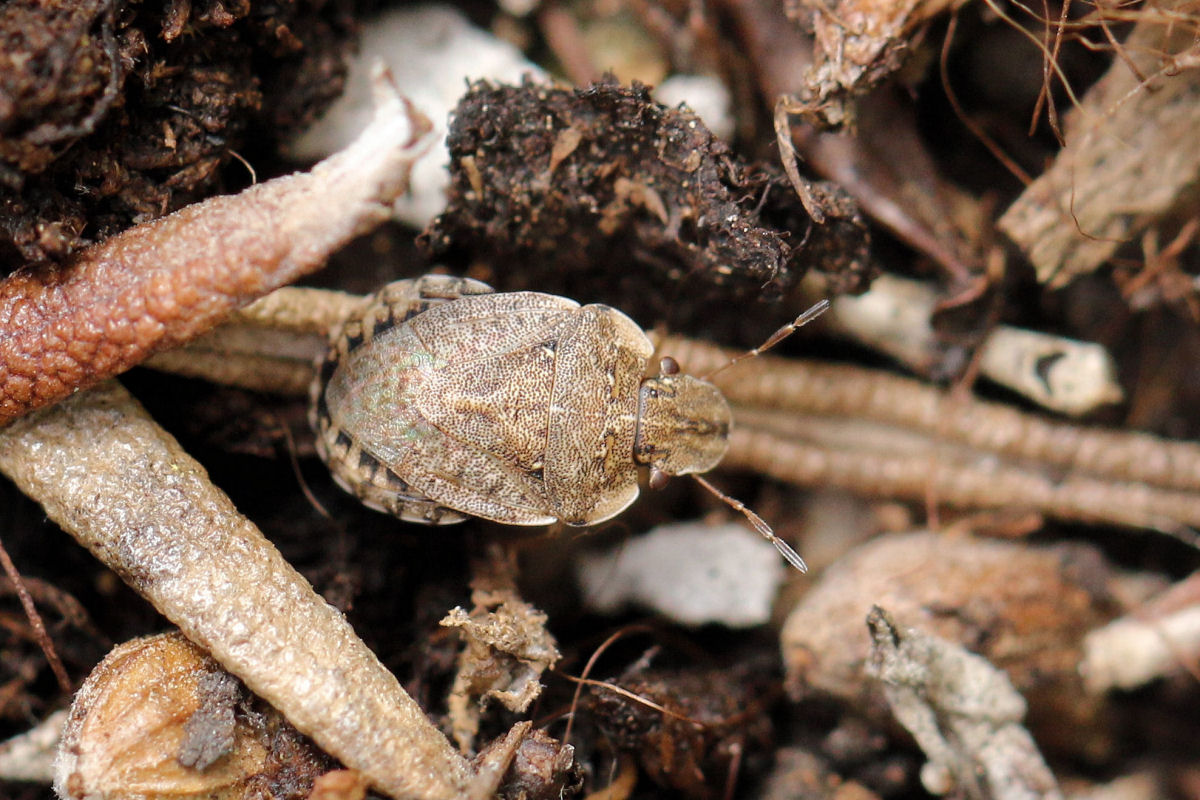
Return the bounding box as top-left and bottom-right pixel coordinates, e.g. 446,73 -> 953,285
331,275 -> 496,362
773,94 -> 827,225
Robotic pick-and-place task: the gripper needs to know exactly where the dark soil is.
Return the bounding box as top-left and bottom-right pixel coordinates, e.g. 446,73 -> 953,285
3,0 -> 1200,799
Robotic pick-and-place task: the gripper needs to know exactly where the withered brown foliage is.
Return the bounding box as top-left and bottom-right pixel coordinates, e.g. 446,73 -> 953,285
57,632 -> 336,800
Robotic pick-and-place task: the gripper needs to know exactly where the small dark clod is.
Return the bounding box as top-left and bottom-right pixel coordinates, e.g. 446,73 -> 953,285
0,1 -> 355,271
1034,351 -> 1067,393
424,79 -> 869,310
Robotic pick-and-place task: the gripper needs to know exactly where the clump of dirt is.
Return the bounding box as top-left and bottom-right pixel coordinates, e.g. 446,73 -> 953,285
586,660 -> 777,799
423,79 -> 871,312
0,0 -> 356,270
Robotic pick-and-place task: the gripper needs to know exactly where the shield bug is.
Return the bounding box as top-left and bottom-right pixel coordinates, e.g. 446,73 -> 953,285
309,275 -> 824,570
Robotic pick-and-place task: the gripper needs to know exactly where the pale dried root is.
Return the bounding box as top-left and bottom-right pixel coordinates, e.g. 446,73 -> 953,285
1081,570 -> 1200,692
144,288 -> 366,396
659,336 -> 1200,497
0,382 -> 477,800
726,409 -> 1200,533
0,69 -> 430,427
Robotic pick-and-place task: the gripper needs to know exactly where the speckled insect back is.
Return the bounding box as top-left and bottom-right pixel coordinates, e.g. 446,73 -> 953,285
310,274 -> 809,571
310,275 -> 722,524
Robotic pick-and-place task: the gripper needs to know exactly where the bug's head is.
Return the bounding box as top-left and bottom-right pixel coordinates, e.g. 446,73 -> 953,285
634,357 -> 731,481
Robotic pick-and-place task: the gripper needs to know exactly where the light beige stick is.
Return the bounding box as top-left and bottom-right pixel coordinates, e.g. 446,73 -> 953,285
144,288 -> 369,395
725,412 -> 1200,532
0,382 -> 473,800
659,336 -> 1200,495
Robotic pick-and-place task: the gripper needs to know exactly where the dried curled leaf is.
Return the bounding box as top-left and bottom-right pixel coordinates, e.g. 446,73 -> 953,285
55,631 -> 333,800
783,0 -> 963,125
999,16 -> 1200,287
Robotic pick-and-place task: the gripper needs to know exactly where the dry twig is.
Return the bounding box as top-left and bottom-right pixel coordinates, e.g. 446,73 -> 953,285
666,337 -> 1200,533
1081,570 -> 1200,691
825,273 -> 1124,416
0,68 -> 430,427
0,382 -> 480,800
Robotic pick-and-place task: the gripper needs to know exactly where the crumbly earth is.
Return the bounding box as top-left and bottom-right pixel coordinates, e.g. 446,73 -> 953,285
423,79 -> 872,322
0,0 -> 356,270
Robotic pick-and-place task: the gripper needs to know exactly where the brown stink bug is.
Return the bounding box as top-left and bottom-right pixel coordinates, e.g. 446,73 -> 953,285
310,275 -> 823,570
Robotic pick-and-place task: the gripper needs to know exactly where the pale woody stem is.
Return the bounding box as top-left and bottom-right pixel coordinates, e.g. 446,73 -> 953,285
149,290 -> 1200,534
0,382 -> 474,800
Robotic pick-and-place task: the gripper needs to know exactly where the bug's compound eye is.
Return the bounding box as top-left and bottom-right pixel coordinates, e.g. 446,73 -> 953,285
659,356 -> 680,376
648,466 -> 670,490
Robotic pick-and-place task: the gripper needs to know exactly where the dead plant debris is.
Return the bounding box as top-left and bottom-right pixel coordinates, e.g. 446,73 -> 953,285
584,660 -> 777,799
780,530 -> 1120,762
3,1 -> 1200,799
999,7 -> 1200,288
442,549 -> 561,754
56,631 -> 335,800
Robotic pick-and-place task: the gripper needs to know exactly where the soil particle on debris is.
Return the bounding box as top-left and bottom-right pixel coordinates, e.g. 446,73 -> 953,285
586,660 -> 777,798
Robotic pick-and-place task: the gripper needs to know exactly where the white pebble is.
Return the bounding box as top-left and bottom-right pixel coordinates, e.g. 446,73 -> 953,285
577,522 -> 786,627
653,74 -> 735,141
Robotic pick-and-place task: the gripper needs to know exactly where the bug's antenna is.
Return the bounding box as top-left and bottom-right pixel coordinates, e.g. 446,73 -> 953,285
702,299 -> 831,381
691,474 -> 808,572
